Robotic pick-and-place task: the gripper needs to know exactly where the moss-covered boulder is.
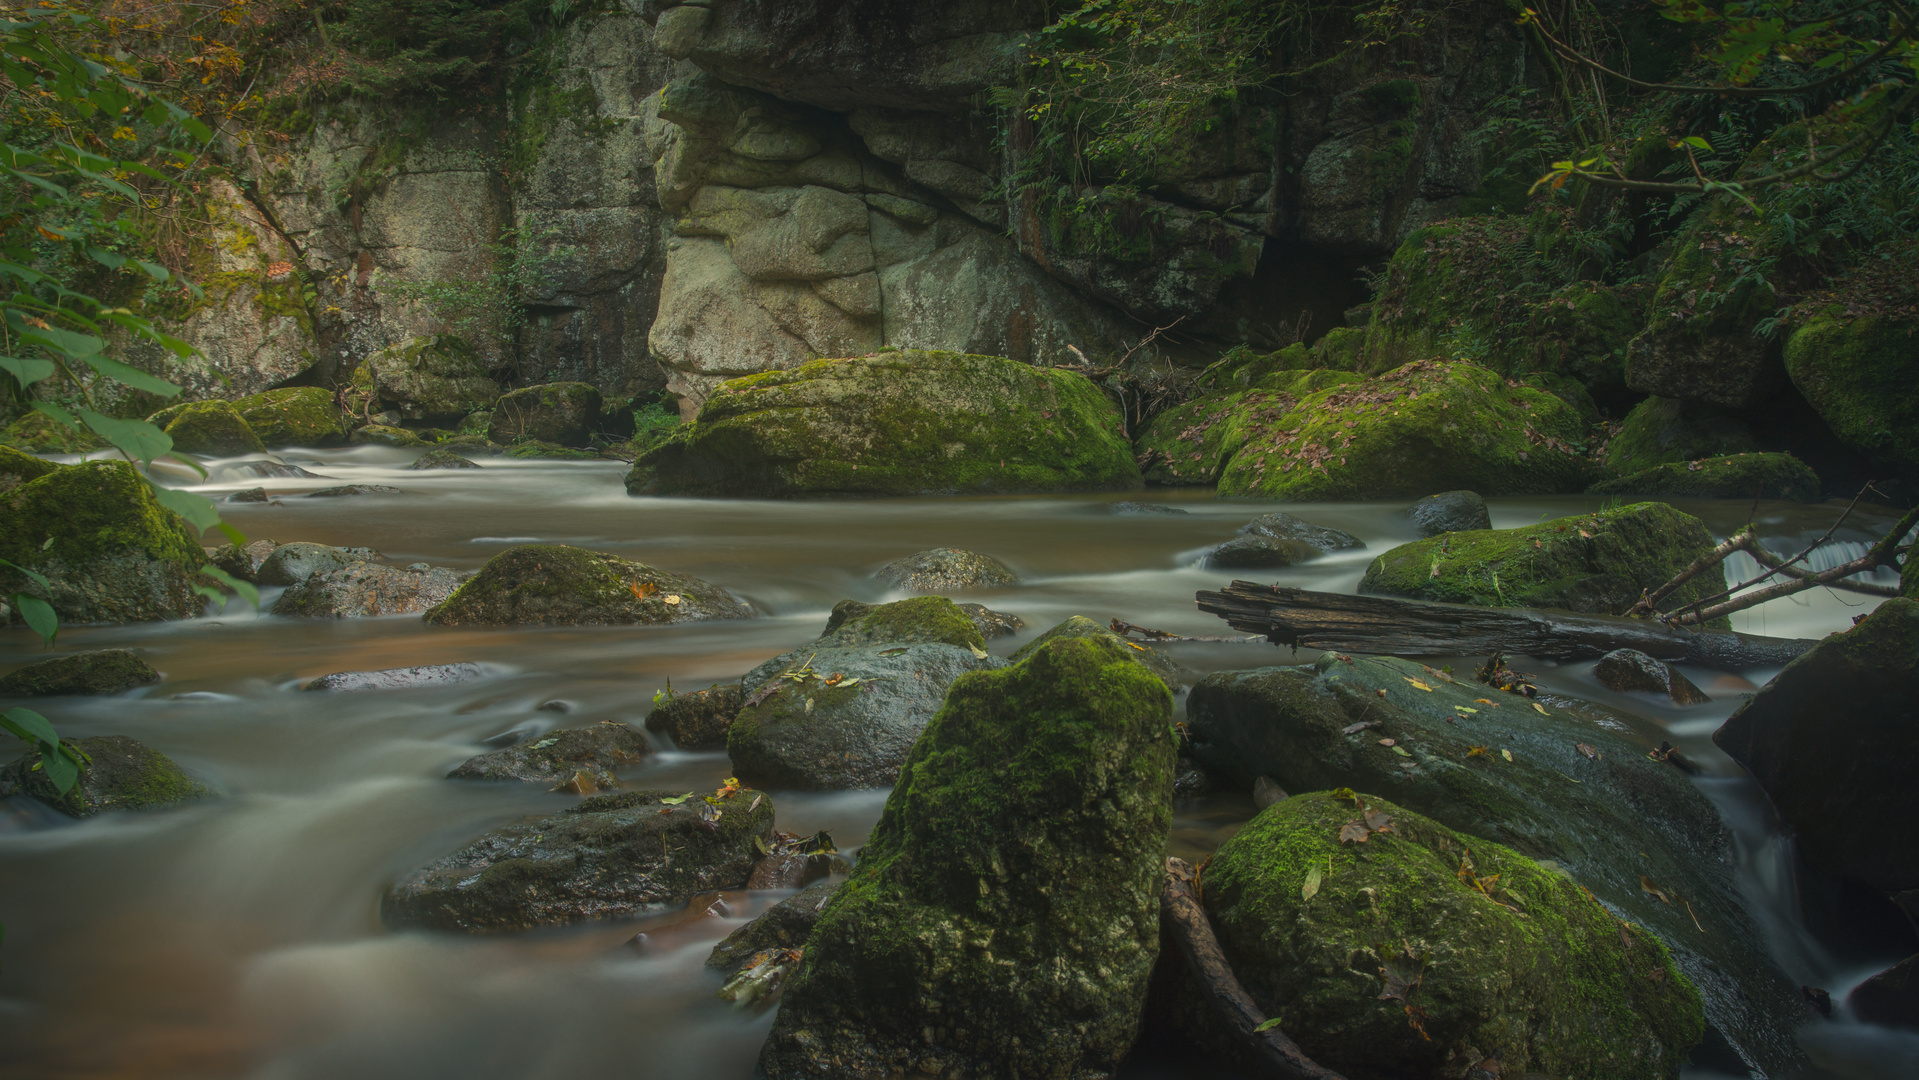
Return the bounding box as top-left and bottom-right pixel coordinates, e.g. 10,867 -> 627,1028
1714,599 -> 1919,894
1359,502 -> 1722,616
1134,371 -> 1366,487
644,682 -> 744,751
1784,316 -> 1919,479
874,547 -> 1016,592
348,424 -> 424,447
0,650 -> 161,696
446,720 -> 652,791
1217,360 -> 1591,500
501,438 -> 597,459
0,734 -> 211,817
631,351 -> 1141,497
0,461 -> 208,623
0,411 -> 107,454
488,382 -> 602,447
815,595 -> 987,650
380,787 -> 774,933
1589,451 -> 1820,502
1626,199 -> 1783,410
1009,614 -> 1183,690
351,335 -> 499,421
1603,396 -> 1759,473
1197,792 -> 1702,1078
758,634 -> 1176,1080
422,544 -> 750,626
159,400 -> 265,457
0,444 -> 58,493
1184,653 -> 1804,1072
233,387 -> 348,447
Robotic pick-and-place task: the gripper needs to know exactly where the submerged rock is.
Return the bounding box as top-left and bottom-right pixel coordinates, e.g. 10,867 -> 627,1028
1588,452 -> 1820,502
1105,501 -> 1188,515
1714,598 -> 1919,894
1185,653 -> 1808,1073
233,460 -> 330,479
707,879 -> 841,976
406,448 -> 482,470
226,487 -> 268,503
0,650 -> 161,697
306,484 -> 403,498
758,635 -> 1176,1080
644,683 -> 744,751
629,351 -> 1141,497
1360,501 -> 1724,617
447,721 -> 651,790
0,735 -> 211,817
234,387 -> 349,447
302,663 -> 491,692
422,544 -> 750,627
488,382 -> 602,446
874,547 -> 1015,592
1407,489 -> 1490,536
1204,535 -> 1319,569
1849,954 -> 1919,1030
1238,511 -> 1365,551
1593,648 -> 1710,704
381,787 -> 773,933
274,563 -> 468,618
160,400 -> 265,457
0,461 -> 208,623
1195,793 -> 1702,1078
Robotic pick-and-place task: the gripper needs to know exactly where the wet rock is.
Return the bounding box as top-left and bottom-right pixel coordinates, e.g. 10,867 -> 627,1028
233,386 -> 349,447
406,448 -> 482,470
0,445 -> 58,493
1184,653 -> 1808,1073
159,400 -> 265,457
707,879 -> 841,976
1173,756 -> 1221,798
0,650 -> 161,696
1407,489 -> 1491,536
630,351 -> 1141,497
1360,501 -> 1725,618
758,635 -> 1175,1080
423,544 -> 750,627
256,542 -> 360,586
502,439 -> 599,460
306,484 -> 403,498
1602,396 -> 1759,474
350,335 -> 499,422
1011,614 -> 1185,690
1105,501 -> 1188,515
953,601 -> 1022,639
1785,316 -> 1919,482
1238,511 -> 1364,551
816,595 -> 989,649
1193,793 -> 1702,1078
380,787 -> 774,933
226,487 -> 269,503
0,461 -> 208,623
488,382 -> 603,446
274,562 -> 469,618
302,662 -> 492,692
1594,648 -> 1710,705
874,547 -> 1015,592
644,683 -> 744,751
1204,535 -> 1320,569
348,424 -> 424,447
1588,452 -> 1820,502
1714,599 -> 1919,894
207,538 -> 279,583
1849,954 -> 1919,1030
0,735 -> 211,818
1134,376 -> 1354,486
447,721 -> 651,789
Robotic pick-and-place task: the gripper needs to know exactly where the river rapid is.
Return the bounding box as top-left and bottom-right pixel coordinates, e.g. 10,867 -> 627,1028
1,448 -> 1912,1080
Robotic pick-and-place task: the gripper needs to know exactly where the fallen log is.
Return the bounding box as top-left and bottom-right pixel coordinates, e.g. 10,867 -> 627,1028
1161,857 -> 1345,1080
1195,583 -> 1817,670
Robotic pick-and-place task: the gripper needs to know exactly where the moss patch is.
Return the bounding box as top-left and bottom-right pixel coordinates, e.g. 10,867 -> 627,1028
488,382 -> 602,446
1589,452 -> 1820,502
352,335 -> 500,421
0,649 -> 161,696
160,400 -> 265,457
1784,316 -> 1919,476
0,460 -> 207,623
816,596 -> 985,650
1,734 -> 211,817
423,543 -> 751,626
0,444 -> 59,493
1603,395 -> 1759,472
0,412 -> 108,454
234,387 -> 349,447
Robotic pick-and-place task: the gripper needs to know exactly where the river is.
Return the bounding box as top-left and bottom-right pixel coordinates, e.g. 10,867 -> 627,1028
1,446 -> 1913,1079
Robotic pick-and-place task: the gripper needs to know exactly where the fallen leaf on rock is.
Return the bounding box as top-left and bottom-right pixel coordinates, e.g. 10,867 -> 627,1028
1329,787 -> 1358,803
1475,698 -> 1497,706
1640,875 -> 1673,904
1456,706 -> 1478,714
1363,806 -> 1393,833
1341,720 -> 1381,735
1467,746 -> 1490,757
1254,1017 -> 1284,1033
1576,743 -> 1600,760
1376,688 -> 1388,697
663,594 -> 681,605
968,644 -> 988,659
660,792 -> 696,805
1500,749 -> 1514,762
1301,866 -> 1323,901
1532,702 -> 1549,715
1378,738 -> 1396,747
1405,678 -> 1434,691
1339,819 -> 1372,844
878,647 -> 908,656
1392,746 -> 1411,757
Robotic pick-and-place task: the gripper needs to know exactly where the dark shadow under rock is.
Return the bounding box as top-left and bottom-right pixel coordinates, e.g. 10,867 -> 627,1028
447,721 -> 651,791
0,649 -> 160,696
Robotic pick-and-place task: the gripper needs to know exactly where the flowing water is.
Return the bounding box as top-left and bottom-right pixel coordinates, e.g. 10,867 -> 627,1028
0,448 -> 1912,1079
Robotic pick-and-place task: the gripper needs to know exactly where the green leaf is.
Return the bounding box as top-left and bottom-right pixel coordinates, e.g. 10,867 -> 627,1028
0,558 -> 51,590
148,485 -> 222,534
0,707 -> 59,747
75,352 -> 180,396
75,409 -> 171,464
1253,1017 -> 1284,1032
0,354 -> 55,386
1681,136 -> 1712,151
131,259 -> 170,281
13,592 -> 57,645
197,563 -> 259,608
40,744 -> 80,793
18,324 -> 102,360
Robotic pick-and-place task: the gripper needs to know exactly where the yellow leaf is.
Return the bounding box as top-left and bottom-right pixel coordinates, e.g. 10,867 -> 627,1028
1532,703 -> 1549,715
1405,678 -> 1433,692
663,594 -> 682,605
1500,749 -> 1514,762
1456,706 -> 1478,714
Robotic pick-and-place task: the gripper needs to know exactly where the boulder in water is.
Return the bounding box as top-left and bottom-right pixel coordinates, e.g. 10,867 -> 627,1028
302,662 -> 492,692
381,787 -> 774,933
0,650 -> 161,696
488,382 -> 602,446
233,387 -> 349,447
350,335 -> 499,421
1238,511 -> 1365,551
1010,614 -> 1184,690
1105,501 -> 1188,515
0,735 -> 211,817
953,602 -> 1022,639
757,634 -> 1176,1080
874,547 -> 1015,592
644,683 -> 744,751
255,542 -> 360,586
706,878 -> 841,976
1406,489 -> 1490,536
1714,598 -> 1919,893
1192,792 -> 1702,1078
1588,452 -> 1820,502
422,544 -> 750,626
406,447 -> 481,470
814,595 -> 987,650
446,721 -> 651,791
0,411 -> 105,454
1593,648 -> 1710,704
225,487 -> 268,503
1849,954 -> 1919,1030
0,461 -> 208,623
306,484 -> 402,497
1204,535 -> 1320,569
274,562 -> 468,618
159,400 -> 265,457
349,425 -> 424,447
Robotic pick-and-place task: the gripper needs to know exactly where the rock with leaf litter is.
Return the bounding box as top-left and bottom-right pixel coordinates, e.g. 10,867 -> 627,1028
1183,792 -> 1702,1078
757,634 -> 1176,1080
707,878 -> 841,978
0,734 -> 211,818
423,544 -> 750,626
446,720 -> 652,792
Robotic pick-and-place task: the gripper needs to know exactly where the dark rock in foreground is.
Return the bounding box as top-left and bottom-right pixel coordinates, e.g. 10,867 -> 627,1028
0,650 -> 161,696
302,663 -> 492,692
1204,535 -> 1319,569
759,634 -> 1175,1080
707,879 -> 841,976
0,461 -> 208,624
1849,954 -> 1919,1030
644,683 -> 743,751
874,547 -> 1015,592
0,735 -> 210,817
1594,648 -> 1710,704
1407,489 -> 1490,536
423,544 -> 750,626
381,787 -> 773,933
1238,511 -> 1363,551
447,721 -> 652,790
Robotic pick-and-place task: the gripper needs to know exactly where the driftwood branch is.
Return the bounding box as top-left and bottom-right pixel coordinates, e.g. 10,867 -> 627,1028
1661,485 -> 1877,622
1626,527 -> 1753,618
1162,857 -> 1345,1080
1195,584 -> 1816,670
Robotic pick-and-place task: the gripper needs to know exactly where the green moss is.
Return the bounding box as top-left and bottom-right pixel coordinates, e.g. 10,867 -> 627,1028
1905,547 -> 1917,600
1589,452 -> 1820,502
161,400 -> 265,456
354,335 -> 499,420
0,460 -> 207,623
1010,614 -> 1181,689
0,649 -> 160,696
423,543 -> 750,626
1217,359 -> 1592,500
1784,316 -> 1919,476
627,402 -> 680,457
0,411 -> 108,454
488,382 -> 602,446
2,734 -> 211,817
817,595 -> 985,650
1358,501 -> 1724,616
1202,793 -> 1701,1078
635,351 -> 1140,498
0,444 -> 59,492
502,439 -> 597,459
234,387 -> 349,447
1604,396 -> 1759,472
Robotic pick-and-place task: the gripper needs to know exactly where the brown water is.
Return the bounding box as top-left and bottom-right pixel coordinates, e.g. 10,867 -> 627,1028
1,447 -> 1910,1080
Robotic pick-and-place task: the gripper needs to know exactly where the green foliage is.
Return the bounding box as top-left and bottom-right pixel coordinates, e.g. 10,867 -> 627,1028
0,706 -> 86,794
324,0 -> 562,96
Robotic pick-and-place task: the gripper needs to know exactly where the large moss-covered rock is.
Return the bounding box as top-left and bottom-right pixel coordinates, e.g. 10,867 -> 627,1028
350,335 -> 499,421
1184,653 -> 1806,1073
1714,599 -> 1919,893
0,444 -> 58,493
1010,614 -> 1182,689
0,411 -> 107,454
1198,793 -> 1701,1078
349,424 -> 424,447
1626,200 -> 1782,410
1134,371 -> 1366,487
815,595 -> 986,650
233,386 -> 348,447
447,721 -> 652,790
630,351 -> 1141,497
0,650 -> 160,696
0,461 -> 207,623
160,400 -> 265,456
1216,360 -> 1591,500
487,382 -> 603,446
422,544 -> 750,626
0,734 -> 211,817
1784,316 -> 1919,479
758,634 -> 1176,1080
1589,451 -> 1820,502
381,787 -> 774,933
1603,396 -> 1759,473
1359,501 -> 1722,616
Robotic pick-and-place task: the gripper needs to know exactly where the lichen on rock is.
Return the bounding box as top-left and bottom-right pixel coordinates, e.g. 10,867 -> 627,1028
350,335 -> 500,422
0,444 -> 58,493
488,382 -> 603,446
422,544 -> 750,626
873,548 -> 1015,593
